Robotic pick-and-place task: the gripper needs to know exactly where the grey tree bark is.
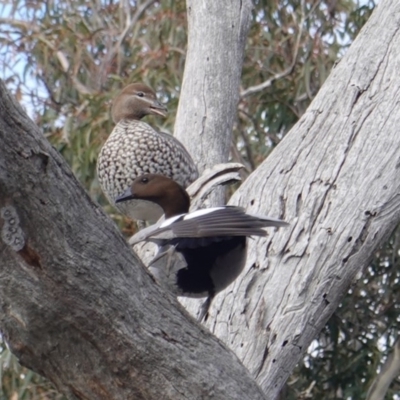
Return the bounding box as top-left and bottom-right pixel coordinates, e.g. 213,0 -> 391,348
1,0 -> 399,399
174,0 -> 252,206
174,0 -> 251,172
0,81 -> 267,399
179,0 -> 400,398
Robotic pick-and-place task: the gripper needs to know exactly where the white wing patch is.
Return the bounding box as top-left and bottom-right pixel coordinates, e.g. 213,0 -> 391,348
160,214 -> 185,228
183,207 -> 226,220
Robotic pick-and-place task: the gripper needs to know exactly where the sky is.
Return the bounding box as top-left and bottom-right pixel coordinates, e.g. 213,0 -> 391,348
0,0 -> 379,118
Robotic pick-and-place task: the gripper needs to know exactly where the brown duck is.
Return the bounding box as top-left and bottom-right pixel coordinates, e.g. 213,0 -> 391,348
116,174 -> 289,321
97,83 -> 198,222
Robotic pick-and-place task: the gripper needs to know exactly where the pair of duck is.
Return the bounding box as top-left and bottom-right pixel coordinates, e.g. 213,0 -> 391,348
97,84 -> 288,320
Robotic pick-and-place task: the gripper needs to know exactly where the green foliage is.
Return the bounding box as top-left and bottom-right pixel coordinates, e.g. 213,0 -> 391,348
1,1 -> 390,399
237,0 -> 374,172
1,0 -> 188,227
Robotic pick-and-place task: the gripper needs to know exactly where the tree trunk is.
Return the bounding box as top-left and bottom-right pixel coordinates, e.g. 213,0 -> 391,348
2,0 -> 399,398
0,82 -> 266,399
174,0 -> 252,205
180,0 -> 400,397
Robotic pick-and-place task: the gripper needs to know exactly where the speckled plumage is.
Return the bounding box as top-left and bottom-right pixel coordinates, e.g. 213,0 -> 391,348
97,84 -> 198,221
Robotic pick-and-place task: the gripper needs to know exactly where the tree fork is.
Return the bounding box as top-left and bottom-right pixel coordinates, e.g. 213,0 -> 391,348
0,81 -> 266,399
179,1 -> 400,397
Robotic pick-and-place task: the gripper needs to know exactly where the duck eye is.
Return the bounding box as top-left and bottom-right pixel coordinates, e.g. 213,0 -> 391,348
141,177 -> 148,183
136,92 -> 145,97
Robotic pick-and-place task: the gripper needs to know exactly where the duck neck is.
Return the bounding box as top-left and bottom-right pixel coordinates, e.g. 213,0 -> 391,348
159,185 -> 190,219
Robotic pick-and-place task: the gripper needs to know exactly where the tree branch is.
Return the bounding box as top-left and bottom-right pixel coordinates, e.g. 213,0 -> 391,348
366,338 -> 400,400
240,0 -> 305,98
0,80 -> 266,399
174,0 -> 253,174
180,0 -> 400,397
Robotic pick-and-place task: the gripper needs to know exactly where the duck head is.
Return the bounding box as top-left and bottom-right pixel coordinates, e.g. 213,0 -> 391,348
112,83 -> 168,123
116,174 -> 191,218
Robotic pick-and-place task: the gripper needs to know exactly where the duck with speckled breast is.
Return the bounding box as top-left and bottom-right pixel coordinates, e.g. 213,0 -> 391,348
116,174 -> 289,321
97,83 -> 199,223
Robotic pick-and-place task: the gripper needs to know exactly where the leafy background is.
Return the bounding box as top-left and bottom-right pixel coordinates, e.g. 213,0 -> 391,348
2,1 -> 396,399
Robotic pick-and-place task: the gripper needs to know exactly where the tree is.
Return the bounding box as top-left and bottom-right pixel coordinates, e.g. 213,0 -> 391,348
0,1 -> 263,399
0,81 -> 266,398
179,2 -> 400,399
2,0 -> 396,398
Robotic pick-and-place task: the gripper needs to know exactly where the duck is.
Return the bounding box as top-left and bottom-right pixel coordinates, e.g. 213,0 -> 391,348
116,174 -> 289,321
97,83 -> 199,222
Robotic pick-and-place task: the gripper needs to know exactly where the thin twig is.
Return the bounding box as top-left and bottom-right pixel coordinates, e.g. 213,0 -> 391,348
240,0 -> 306,98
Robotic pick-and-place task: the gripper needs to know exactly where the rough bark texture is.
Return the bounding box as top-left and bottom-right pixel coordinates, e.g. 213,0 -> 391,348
0,82 -> 267,399
174,0 -> 252,173
180,1 -> 400,398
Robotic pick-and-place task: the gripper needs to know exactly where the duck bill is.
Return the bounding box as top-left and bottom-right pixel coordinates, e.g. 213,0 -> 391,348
150,101 -> 168,117
116,188 -> 135,203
